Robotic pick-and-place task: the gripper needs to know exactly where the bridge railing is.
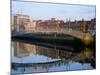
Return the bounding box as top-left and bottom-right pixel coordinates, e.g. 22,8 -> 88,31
12,28 -> 91,39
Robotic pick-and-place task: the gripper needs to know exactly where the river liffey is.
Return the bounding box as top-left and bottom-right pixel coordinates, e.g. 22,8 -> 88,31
11,40 -> 95,74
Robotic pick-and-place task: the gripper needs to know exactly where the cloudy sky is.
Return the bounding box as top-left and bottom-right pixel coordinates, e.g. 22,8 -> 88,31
12,1 -> 96,21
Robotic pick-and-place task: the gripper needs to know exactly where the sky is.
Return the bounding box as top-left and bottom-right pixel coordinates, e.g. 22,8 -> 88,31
12,1 -> 96,21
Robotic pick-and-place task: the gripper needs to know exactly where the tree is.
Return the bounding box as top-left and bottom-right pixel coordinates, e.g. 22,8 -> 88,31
81,18 -> 88,33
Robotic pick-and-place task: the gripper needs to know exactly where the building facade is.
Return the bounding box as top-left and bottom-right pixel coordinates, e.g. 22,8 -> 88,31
13,14 -> 30,32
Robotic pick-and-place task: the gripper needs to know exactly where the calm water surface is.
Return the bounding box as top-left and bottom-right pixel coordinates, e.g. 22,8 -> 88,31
11,41 -> 95,74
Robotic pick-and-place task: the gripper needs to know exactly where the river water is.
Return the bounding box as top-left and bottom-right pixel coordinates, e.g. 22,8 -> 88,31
11,41 -> 95,74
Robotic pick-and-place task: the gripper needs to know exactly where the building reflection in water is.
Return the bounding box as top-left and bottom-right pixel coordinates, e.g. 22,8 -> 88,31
11,41 -> 95,74
13,41 -> 77,59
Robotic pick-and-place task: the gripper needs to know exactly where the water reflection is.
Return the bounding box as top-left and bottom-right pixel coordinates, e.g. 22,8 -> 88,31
11,41 -> 95,74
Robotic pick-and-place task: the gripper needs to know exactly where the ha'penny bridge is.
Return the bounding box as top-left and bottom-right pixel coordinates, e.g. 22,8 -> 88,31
12,28 -> 93,45
34,28 -> 92,39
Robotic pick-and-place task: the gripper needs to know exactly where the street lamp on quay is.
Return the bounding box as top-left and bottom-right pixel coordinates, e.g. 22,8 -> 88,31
68,18 -> 71,32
